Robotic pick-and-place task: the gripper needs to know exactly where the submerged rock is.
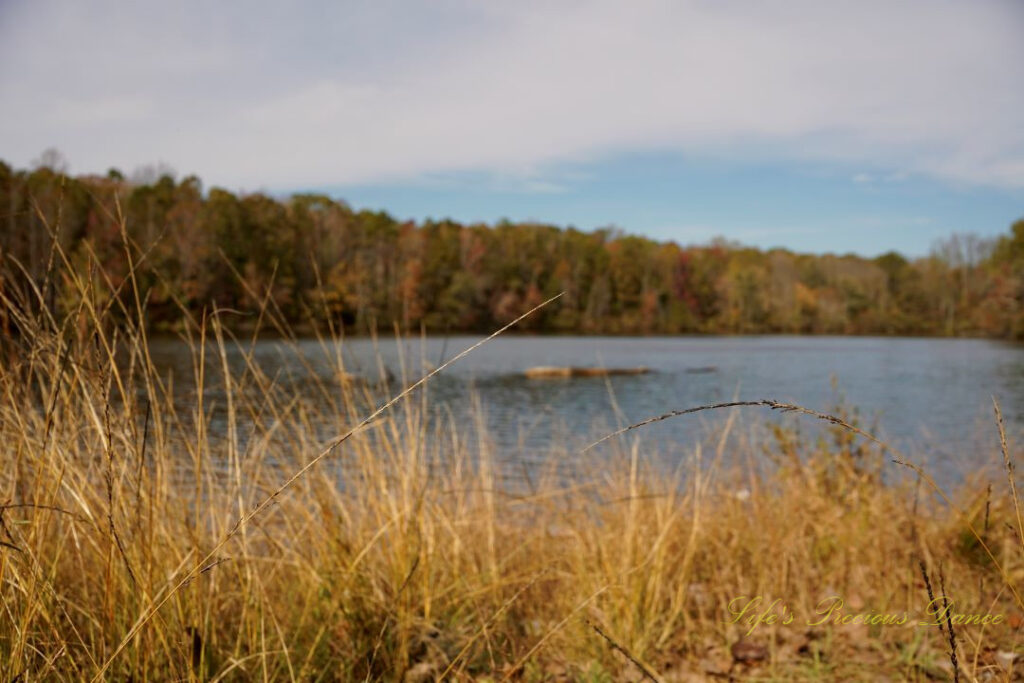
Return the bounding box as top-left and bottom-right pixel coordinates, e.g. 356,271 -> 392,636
524,366 -> 650,378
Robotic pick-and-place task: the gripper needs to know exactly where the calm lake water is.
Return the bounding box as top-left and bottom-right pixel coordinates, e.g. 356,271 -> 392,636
147,335 -> 1024,484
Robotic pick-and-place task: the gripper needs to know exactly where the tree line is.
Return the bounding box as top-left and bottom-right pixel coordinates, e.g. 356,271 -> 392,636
2,157 -> 1023,338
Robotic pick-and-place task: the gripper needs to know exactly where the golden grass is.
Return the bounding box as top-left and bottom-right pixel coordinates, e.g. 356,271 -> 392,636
1,224 -> 1022,681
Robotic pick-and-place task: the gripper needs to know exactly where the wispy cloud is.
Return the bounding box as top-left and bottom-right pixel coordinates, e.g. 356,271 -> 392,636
2,0 -> 1022,189
851,171 -> 911,185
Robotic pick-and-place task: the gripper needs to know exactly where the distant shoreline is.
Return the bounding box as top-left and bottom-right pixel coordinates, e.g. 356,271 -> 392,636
4,160 -> 1023,341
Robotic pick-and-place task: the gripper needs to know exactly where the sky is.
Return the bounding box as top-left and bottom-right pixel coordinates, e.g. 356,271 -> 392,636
1,0 -> 1023,257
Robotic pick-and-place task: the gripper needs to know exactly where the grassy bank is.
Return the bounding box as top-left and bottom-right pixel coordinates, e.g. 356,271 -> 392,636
1,247 -> 1023,681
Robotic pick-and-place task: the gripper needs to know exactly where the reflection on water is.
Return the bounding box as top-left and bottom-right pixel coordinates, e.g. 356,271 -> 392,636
145,335 -> 1024,484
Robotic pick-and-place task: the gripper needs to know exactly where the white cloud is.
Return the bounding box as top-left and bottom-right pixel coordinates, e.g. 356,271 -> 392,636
1,0 -> 1022,189
48,96 -> 155,126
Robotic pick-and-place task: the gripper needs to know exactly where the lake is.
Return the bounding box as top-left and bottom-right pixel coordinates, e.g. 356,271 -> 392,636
146,335 -> 1024,485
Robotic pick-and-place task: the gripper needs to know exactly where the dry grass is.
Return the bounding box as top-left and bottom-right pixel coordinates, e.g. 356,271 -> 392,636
1,223 -> 1023,681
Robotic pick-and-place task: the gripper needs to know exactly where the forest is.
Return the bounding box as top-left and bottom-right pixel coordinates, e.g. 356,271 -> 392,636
2,157 -> 1023,338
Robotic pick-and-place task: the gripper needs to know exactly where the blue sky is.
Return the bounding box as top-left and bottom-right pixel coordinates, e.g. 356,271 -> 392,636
310,153 -> 1024,257
1,0 -> 1022,257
